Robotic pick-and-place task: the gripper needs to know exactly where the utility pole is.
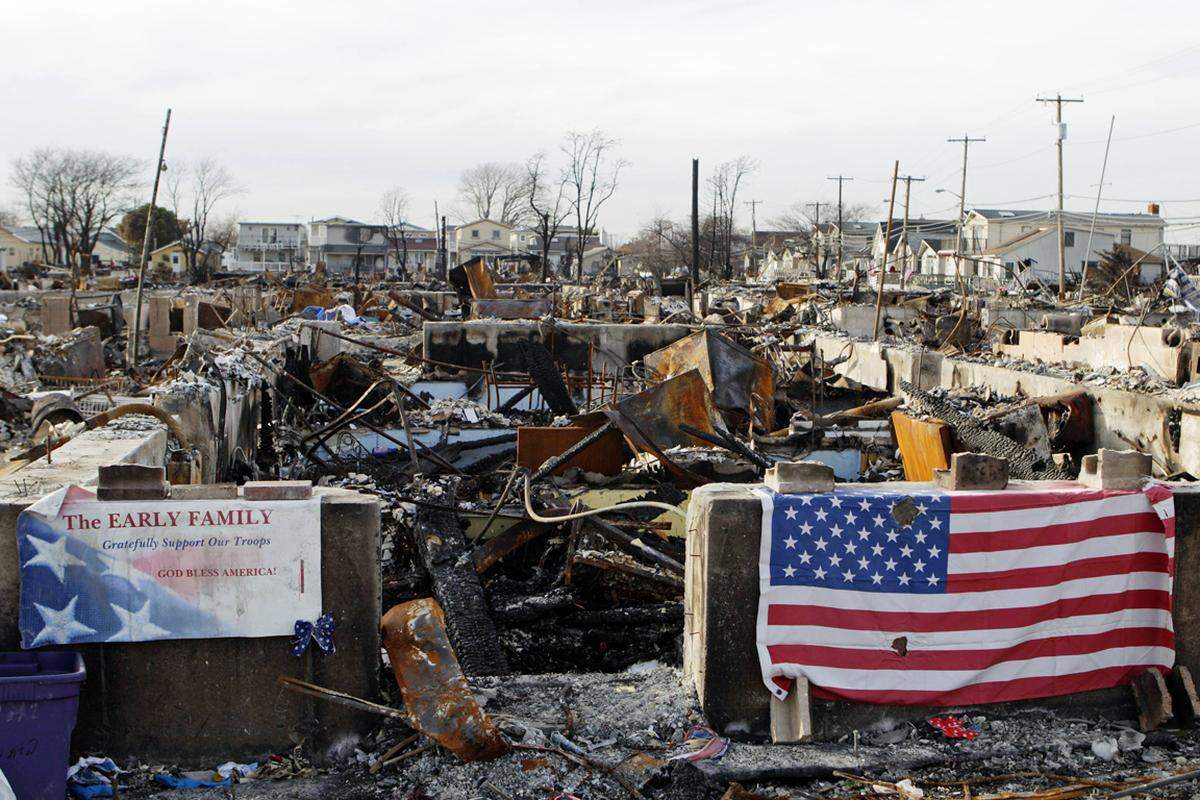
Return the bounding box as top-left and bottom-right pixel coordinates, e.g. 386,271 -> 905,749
440,215 -> 448,280
897,175 -> 925,289
744,199 -> 761,275
805,202 -> 821,276
873,161 -> 900,341
1037,93 -> 1084,302
827,175 -> 853,280
691,158 -> 700,288
129,108 -> 172,368
436,200 -> 446,278
946,134 -> 986,288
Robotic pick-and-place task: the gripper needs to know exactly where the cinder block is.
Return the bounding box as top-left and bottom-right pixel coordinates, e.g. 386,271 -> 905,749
934,452 -> 1009,491
97,464 -> 168,500
242,480 -> 313,501
1078,448 -> 1152,490
169,483 -> 240,500
764,461 -> 835,494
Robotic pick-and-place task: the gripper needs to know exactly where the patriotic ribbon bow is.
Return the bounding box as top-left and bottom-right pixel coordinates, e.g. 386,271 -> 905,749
292,613 -> 336,656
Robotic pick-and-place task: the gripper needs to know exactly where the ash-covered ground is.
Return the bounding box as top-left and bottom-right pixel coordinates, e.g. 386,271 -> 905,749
122,665 -> 1200,799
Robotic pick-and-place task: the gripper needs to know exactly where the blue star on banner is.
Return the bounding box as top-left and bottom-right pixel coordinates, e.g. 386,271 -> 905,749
771,491 -> 950,594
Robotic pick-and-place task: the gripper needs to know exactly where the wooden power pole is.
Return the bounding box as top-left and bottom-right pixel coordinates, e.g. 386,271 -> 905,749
1037,93 -> 1084,301
745,199 -> 761,275
897,175 -> 925,288
129,107 -> 172,368
691,158 -> 700,287
873,161 -> 900,341
827,175 -> 852,279
946,134 -> 986,288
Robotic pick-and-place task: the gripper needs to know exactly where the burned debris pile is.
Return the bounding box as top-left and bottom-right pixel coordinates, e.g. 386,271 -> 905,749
5,249 -> 1200,799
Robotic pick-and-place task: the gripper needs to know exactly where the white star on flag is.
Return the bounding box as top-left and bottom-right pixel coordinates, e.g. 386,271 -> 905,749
784,507 -> 798,520
23,535 -> 86,583
783,535 -> 798,549
109,598 -> 170,642
30,596 -> 96,647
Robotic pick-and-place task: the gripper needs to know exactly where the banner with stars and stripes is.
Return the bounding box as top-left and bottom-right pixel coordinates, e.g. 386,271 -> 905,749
754,484 -> 1175,706
17,486 -> 322,648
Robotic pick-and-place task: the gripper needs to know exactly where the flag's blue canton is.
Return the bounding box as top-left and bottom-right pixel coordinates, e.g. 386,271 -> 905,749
17,513 -> 220,647
770,492 -> 950,594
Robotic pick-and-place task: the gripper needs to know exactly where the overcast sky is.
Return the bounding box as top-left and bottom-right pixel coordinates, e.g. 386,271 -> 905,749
4,0 -> 1200,241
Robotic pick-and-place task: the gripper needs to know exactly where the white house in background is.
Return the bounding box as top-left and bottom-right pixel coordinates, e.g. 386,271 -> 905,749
962,208 -> 1164,261
974,225 -> 1116,284
233,221 -> 307,272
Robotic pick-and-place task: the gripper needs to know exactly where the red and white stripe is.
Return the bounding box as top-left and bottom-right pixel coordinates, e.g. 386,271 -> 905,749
756,485 -> 1175,706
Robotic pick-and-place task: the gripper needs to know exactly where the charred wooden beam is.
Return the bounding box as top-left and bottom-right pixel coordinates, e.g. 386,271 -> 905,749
413,479 -> 509,675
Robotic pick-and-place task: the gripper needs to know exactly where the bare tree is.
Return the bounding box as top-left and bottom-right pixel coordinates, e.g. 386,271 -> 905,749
561,129 -> 627,280
769,200 -> 873,261
457,162 -> 529,226
708,156 -> 757,278
11,148 -> 140,287
378,187 -> 412,279
168,158 -> 239,282
624,215 -> 692,288
524,152 -> 569,282
208,212 -> 239,261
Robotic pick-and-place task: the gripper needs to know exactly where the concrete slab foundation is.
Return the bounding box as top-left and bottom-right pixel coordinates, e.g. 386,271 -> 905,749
685,481 -> 1200,741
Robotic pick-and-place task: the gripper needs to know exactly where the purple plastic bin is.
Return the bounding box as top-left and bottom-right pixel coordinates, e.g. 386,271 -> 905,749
0,652 -> 86,800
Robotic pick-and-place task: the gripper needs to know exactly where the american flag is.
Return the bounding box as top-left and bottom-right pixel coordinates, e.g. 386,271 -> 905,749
755,484 -> 1175,705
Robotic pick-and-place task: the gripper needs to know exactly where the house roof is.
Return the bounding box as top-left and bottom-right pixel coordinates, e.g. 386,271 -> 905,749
458,218 -> 516,231
981,226 -> 1055,255
3,226 -> 45,243
970,208 -> 1165,226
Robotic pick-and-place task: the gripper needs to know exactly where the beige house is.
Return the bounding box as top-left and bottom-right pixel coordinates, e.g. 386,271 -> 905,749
0,226 -> 44,270
455,219 -> 518,263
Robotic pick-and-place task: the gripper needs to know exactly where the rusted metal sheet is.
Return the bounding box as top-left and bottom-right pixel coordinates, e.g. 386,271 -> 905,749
610,369 -> 725,453
516,425 -> 631,476
461,257 -> 498,299
642,329 -> 775,431
890,410 -> 953,482
776,282 -> 816,301
380,598 -> 509,762
472,297 -> 553,320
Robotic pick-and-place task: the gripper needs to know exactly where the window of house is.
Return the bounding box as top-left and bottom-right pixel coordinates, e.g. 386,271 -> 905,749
472,230 -> 480,239
492,230 -> 500,240
1120,229 -> 1132,246
1063,231 -> 1075,247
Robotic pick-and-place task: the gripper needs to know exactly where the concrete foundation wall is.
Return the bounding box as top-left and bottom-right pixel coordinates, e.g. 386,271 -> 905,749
423,320 -> 693,373
811,334 -> 1200,478
997,326 -> 1196,385
686,481 -> 1200,741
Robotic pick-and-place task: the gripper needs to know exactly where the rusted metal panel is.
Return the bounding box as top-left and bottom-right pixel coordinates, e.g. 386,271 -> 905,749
380,598 -> 508,762
516,425 -> 631,476
609,368 -> 724,452
642,329 -> 774,431
462,257 -> 498,299
776,282 -> 816,301
890,410 -> 953,482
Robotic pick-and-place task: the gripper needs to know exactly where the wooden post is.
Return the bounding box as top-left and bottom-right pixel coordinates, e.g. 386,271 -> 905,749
129,108 -> 172,367
872,160 -> 900,341
770,676 -> 812,743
